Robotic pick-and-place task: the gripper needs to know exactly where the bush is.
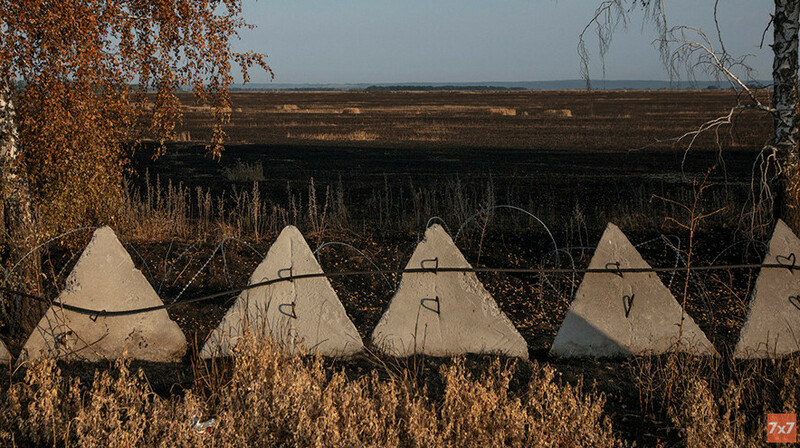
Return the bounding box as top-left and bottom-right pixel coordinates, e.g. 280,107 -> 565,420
223,160 -> 265,183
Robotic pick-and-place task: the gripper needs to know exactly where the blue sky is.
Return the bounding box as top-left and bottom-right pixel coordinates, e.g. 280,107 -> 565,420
232,0 -> 773,84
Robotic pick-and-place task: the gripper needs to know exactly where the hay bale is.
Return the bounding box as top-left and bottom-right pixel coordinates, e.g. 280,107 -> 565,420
341,107 -> 361,114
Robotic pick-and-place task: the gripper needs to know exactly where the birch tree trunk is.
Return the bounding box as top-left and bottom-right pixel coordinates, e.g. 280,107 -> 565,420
0,85 -> 34,257
0,86 -> 42,333
773,0 -> 800,233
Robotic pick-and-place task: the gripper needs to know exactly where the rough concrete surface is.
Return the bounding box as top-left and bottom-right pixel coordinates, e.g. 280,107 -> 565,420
201,225 -> 363,358
551,223 -> 717,358
371,224 -> 528,359
0,339 -> 10,364
735,220 -> 800,358
20,226 -> 187,362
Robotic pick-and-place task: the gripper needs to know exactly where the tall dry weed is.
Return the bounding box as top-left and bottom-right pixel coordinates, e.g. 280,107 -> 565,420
630,353 -> 800,447
439,358 -> 617,447
0,335 -> 620,447
1,358 -> 81,446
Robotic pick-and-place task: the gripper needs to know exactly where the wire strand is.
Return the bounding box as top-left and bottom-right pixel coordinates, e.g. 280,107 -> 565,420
1,261 -> 793,318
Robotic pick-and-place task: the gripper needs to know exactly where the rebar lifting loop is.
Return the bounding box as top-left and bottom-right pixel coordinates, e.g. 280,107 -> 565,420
421,257 -> 439,273
776,253 -> 797,273
278,302 -> 297,319
55,330 -> 72,346
623,294 -> 635,318
420,296 -> 440,314
277,267 -> 294,282
789,295 -> 800,312
606,262 -> 624,278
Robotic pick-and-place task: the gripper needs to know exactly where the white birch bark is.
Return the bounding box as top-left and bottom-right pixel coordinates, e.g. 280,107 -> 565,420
0,84 -> 33,245
773,0 -> 800,231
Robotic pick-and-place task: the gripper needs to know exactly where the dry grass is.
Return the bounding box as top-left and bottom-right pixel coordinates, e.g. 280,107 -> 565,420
174,131 -> 192,142
271,105 -> 357,114
629,352 -> 800,447
541,109 -> 573,118
173,90 -> 772,151
0,168 -> 787,447
489,107 -> 517,116
222,160 -> 265,183
0,89 -> 782,446
393,123 -> 451,142
287,130 -> 380,142
270,104 -> 523,116
0,336 -> 619,447
183,105 -> 217,112
181,105 -> 238,113
3,331 -> 797,446
104,167 -> 736,247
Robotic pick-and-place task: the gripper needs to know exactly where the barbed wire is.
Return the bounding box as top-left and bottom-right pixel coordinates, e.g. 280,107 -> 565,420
0,258 -> 794,320
158,239 -> 205,294
455,205 -> 560,264
10,226 -> 99,275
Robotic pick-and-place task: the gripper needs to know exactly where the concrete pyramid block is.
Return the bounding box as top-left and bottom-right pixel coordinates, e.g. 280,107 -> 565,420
0,339 -> 10,364
735,220 -> 800,358
201,226 -> 363,358
371,224 -> 528,359
20,227 -> 186,362
551,223 -> 717,358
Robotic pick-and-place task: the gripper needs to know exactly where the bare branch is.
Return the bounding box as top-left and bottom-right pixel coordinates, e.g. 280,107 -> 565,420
760,14 -> 776,49
579,1 -> 670,89
665,26 -> 767,106
580,1 -> 783,236
713,0 -> 728,58
579,1 -> 620,89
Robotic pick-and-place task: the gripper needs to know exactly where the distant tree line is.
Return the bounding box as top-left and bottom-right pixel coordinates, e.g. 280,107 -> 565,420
364,85 -> 527,92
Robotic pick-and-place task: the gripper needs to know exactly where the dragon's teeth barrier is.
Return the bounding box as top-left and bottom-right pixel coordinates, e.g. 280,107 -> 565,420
551,223 -> 717,358
6,221 -> 800,364
735,219 -> 800,359
19,226 -> 187,363
371,224 -> 528,359
0,338 -> 9,364
201,225 -> 363,358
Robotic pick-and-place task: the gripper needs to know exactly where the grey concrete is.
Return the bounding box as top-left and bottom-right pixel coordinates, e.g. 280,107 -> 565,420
551,223 -> 717,358
0,339 -> 10,364
371,224 -> 528,359
735,220 -> 800,358
19,227 -> 186,362
201,225 -> 363,358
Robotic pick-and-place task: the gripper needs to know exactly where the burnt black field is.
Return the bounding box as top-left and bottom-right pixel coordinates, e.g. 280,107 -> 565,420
123,90 -> 774,356
138,90 -> 771,222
